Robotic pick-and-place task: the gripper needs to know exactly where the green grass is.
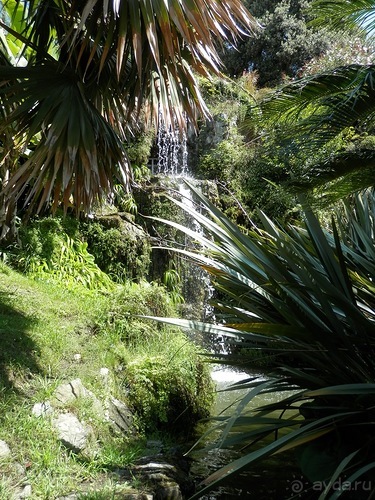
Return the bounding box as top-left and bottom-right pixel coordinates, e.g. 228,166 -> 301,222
0,262 -> 213,498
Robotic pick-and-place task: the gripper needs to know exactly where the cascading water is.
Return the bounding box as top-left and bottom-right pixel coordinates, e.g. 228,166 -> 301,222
152,118 -> 216,322
152,120 -> 293,498
151,120 -> 296,499
156,121 -> 189,176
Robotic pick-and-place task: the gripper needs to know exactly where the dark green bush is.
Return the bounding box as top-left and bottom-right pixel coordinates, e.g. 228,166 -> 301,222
6,216 -> 112,290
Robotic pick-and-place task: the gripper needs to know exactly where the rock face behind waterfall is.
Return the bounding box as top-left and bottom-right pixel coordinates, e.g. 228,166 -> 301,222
133,178 -> 220,321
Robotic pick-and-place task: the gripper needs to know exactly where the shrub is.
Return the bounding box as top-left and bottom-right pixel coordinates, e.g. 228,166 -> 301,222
95,280 -> 214,434
7,217 -> 112,290
80,217 -> 151,282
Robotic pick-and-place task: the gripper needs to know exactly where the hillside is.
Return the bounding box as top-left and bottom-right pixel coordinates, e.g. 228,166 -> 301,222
0,262 -> 212,498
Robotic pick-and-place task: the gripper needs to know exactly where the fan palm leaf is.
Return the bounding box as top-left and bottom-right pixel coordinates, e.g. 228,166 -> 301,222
259,63 -> 375,201
0,0 -> 257,216
0,62 -> 130,213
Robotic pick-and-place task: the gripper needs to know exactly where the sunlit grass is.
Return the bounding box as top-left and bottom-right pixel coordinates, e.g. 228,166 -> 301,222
0,262 -> 212,497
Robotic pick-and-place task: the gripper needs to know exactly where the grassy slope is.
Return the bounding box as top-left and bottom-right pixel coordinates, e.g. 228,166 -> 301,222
0,263 -> 139,498
0,262 -> 110,386
0,263 -> 212,498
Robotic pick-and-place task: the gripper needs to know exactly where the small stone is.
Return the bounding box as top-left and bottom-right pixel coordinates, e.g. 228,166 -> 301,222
73,354 -> 82,362
12,462 -> 27,478
13,484 -> 32,498
99,367 -> 109,378
0,440 -> 11,458
32,401 -> 53,418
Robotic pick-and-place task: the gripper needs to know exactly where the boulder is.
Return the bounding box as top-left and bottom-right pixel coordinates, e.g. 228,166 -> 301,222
106,397 -> 134,434
53,379 -> 103,417
125,454 -> 194,500
53,413 -> 92,453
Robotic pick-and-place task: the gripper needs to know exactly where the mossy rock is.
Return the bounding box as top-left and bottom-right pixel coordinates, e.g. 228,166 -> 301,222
81,214 -> 151,282
123,354 -> 214,436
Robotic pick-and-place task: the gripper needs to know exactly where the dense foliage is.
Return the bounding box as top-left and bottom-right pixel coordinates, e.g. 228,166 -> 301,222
154,183 -> 375,498
193,76 -> 300,225
2,213 -> 152,284
220,0 -> 330,86
0,0 -> 257,238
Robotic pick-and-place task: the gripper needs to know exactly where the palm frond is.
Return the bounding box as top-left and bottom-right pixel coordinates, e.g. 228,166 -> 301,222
69,0 -> 259,128
0,0 -> 258,218
149,183 -> 375,496
260,65 -> 375,148
0,63 -> 130,214
310,0 -> 375,38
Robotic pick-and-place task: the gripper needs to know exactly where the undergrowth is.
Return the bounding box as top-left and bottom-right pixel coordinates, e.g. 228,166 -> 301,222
0,262 -> 213,498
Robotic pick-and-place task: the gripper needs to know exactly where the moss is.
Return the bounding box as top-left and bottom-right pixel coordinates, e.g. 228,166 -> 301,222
123,353 -> 214,436
80,215 -> 151,283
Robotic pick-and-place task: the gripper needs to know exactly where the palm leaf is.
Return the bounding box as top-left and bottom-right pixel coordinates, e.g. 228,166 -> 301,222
0,0 -> 258,217
0,63 -> 130,214
260,65 -> 375,148
148,183 -> 375,496
71,0 -> 258,129
310,0 -> 375,38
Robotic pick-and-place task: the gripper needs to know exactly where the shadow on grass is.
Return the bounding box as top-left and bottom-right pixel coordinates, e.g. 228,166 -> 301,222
0,290 -> 41,390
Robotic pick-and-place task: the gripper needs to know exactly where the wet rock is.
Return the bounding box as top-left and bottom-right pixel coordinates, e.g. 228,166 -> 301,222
126,454 -> 194,500
155,483 -> 181,500
145,440 -> 164,454
122,494 -> 153,500
0,439 -> 11,458
53,413 -> 92,453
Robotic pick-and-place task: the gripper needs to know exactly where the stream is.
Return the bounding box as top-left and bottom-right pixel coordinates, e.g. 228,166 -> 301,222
189,366 -> 299,499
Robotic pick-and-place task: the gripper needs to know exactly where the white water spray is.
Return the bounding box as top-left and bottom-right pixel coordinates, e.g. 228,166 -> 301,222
156,121 -> 188,176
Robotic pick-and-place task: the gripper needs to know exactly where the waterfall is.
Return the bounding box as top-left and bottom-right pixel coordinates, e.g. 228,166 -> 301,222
177,182 -> 216,323
150,118 -> 217,322
155,121 -> 189,176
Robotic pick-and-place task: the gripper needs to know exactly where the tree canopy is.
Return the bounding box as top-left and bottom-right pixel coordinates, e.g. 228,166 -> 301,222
219,0 -> 330,86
